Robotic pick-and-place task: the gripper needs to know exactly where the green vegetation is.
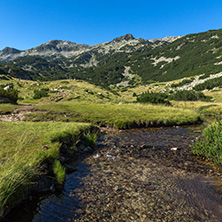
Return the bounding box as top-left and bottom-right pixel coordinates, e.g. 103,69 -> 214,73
136,90 -> 209,106
0,88 -> 18,103
198,104 -> 218,112
26,101 -> 200,129
137,91 -> 171,105
82,133 -> 98,147
53,160 -> 66,184
191,118 -> 222,165
2,29 -> 222,88
0,104 -> 18,114
1,75 -> 222,219
33,88 -> 49,99
171,78 -> 194,88
130,29 -> 222,83
194,76 -> 222,91
170,90 -> 209,101
0,122 -> 97,217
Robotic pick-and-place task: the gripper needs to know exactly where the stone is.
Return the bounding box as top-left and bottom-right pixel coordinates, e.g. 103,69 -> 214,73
3,85 -> 13,90
171,147 -> 178,151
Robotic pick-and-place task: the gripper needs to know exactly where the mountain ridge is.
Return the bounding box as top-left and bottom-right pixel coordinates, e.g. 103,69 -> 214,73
0,33 -> 178,61
1,29 -> 222,88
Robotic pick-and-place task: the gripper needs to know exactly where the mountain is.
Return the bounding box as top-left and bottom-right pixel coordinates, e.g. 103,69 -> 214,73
0,33 -> 171,62
0,34 -> 176,85
1,29 -> 222,88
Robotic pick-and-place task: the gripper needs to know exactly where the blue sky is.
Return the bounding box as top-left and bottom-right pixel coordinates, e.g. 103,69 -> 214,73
1,0 -> 222,50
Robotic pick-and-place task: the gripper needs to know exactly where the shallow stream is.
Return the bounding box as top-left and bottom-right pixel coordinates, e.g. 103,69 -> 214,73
6,126 -> 222,222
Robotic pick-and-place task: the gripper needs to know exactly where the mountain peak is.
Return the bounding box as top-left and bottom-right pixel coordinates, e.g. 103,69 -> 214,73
1,47 -> 21,55
112,34 -> 135,42
46,39 -> 76,46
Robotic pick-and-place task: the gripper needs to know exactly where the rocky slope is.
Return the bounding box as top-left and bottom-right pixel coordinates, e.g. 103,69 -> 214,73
0,34 -> 176,62
1,29 -> 222,88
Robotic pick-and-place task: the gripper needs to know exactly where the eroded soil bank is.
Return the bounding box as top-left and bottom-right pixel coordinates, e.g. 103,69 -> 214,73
5,127 -> 222,222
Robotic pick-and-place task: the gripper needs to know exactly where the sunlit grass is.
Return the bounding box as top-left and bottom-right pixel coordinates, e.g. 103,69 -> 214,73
171,100 -> 222,115
0,78 -> 120,104
0,121 -> 95,217
26,101 -> 201,129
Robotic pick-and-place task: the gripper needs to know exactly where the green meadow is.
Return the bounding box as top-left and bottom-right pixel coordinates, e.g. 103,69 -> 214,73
1,76 -> 222,218
27,101 -> 200,129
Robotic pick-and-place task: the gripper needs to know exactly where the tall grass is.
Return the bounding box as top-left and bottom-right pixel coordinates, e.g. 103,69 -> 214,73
0,122 -> 96,217
27,101 -> 201,129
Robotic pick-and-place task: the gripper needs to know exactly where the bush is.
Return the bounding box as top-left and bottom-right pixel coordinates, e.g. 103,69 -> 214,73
171,78 -> 194,88
33,88 -> 49,99
137,91 -> 171,105
194,76 -> 222,91
170,90 -> 207,101
191,117 -> 222,165
0,88 -> 18,103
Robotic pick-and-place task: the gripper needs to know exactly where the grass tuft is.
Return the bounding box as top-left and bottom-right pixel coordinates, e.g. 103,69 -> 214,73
53,160 -> 66,184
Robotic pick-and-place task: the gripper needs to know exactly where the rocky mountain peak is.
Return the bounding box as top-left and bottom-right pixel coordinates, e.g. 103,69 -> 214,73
149,36 -> 182,43
112,34 -> 135,43
0,47 -> 21,56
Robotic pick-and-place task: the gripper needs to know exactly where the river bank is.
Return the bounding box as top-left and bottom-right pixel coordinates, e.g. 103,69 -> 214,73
0,122 -> 99,221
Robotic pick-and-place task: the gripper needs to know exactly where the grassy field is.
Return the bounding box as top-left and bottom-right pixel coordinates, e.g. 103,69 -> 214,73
1,76 -> 222,219
25,101 -> 201,129
0,78 -> 121,104
171,100 -> 222,115
0,121 -> 97,218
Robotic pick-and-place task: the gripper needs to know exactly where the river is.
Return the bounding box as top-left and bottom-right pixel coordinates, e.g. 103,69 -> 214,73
5,126 -> 222,222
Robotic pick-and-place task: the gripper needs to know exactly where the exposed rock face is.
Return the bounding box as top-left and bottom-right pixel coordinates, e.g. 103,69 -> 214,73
111,34 -> 135,42
0,34 -> 177,62
3,85 -> 13,90
149,36 -> 183,43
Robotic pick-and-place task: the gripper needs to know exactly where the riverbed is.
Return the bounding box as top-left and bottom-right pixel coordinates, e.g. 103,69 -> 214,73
6,126 -> 222,222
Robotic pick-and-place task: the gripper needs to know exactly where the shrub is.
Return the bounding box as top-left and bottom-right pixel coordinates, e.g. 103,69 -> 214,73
171,78 -> 194,88
191,117 -> 222,165
170,90 -> 207,101
0,88 -> 18,103
137,91 -> 171,105
194,76 -> 222,91
33,88 -> 49,99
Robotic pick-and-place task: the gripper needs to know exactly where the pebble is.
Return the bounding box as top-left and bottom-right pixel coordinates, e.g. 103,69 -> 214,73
33,127 -> 222,221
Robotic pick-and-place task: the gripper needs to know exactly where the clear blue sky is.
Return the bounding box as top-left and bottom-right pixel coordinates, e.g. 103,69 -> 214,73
1,0 -> 222,50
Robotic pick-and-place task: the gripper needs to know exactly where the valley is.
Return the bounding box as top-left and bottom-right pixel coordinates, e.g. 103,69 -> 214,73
1,28 -> 222,221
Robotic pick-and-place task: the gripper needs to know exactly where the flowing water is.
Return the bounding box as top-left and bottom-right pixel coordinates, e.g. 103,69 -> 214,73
6,126 -> 222,222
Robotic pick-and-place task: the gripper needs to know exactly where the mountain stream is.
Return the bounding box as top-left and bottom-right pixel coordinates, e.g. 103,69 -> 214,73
6,126 -> 222,222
